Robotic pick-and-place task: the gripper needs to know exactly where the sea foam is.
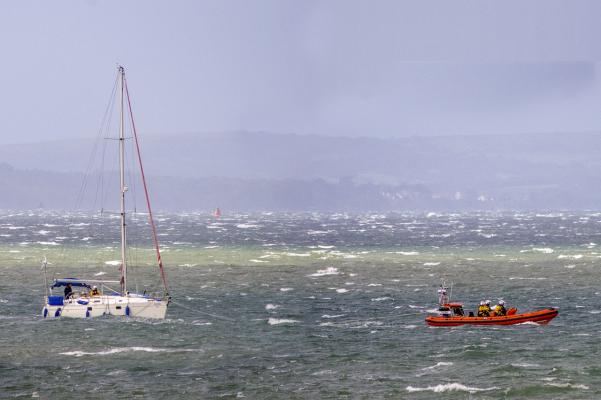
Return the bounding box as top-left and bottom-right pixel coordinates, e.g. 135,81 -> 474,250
60,347 -> 202,357
267,318 -> 299,325
406,383 -> 498,393
308,267 -> 339,277
421,361 -> 453,371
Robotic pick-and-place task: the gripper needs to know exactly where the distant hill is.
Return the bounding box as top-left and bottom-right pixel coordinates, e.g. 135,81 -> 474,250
1,131 -> 601,211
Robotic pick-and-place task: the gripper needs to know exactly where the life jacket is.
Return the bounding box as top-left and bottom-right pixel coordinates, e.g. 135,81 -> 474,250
495,305 -> 507,316
477,305 -> 490,317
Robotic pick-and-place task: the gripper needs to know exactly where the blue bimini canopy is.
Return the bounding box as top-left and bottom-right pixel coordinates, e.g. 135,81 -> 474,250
51,278 -> 91,289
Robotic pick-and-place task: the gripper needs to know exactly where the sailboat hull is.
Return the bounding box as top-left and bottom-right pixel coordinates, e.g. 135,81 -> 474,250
42,295 -> 168,319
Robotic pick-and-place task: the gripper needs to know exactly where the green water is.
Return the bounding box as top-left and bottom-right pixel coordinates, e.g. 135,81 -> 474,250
1,213 -> 600,398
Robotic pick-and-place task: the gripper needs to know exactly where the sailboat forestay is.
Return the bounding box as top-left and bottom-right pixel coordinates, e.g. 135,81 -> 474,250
42,66 -> 170,319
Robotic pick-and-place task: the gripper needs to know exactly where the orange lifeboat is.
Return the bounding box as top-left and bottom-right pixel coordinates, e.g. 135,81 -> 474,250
426,283 -> 558,327
426,307 -> 558,327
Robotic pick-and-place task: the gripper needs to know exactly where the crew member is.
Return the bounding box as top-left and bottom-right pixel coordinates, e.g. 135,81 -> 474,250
64,283 -> 73,299
90,286 -> 100,296
494,300 -> 507,316
477,300 -> 491,317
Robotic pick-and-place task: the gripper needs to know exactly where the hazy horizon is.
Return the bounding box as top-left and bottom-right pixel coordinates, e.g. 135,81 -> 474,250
2,1 -> 601,211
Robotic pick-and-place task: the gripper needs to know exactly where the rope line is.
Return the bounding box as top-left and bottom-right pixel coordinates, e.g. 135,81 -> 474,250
170,300 -> 235,322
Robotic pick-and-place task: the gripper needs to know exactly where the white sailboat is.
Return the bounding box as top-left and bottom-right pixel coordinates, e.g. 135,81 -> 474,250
42,66 -> 170,319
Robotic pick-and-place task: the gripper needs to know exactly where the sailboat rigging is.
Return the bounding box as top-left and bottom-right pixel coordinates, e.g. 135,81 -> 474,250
42,66 -> 170,319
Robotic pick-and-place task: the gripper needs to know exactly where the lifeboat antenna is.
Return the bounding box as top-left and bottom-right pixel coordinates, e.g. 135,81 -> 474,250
437,281 -> 449,306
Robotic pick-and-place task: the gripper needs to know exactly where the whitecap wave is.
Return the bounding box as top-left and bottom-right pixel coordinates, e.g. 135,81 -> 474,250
236,224 -> 259,229
308,267 -> 339,277
421,361 -> 453,371
545,382 -> 589,390
267,318 -> 299,325
285,253 -> 311,257
558,254 -> 583,259
406,383 -> 498,393
60,347 -> 202,357
511,363 -> 540,368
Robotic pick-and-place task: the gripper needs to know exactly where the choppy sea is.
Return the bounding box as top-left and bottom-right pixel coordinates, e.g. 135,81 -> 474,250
1,211 -> 600,399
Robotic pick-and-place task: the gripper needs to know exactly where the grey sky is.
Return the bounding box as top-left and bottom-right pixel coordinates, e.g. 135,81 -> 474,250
2,1 -> 601,144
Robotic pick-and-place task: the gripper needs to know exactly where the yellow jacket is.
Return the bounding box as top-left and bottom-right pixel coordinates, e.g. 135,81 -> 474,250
494,305 -> 506,316
478,305 -> 490,316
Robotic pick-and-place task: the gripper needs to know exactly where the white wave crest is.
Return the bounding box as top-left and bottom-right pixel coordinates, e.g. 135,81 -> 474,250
267,318 -> 299,325
371,297 -> 392,302
511,363 -> 540,368
421,361 -> 454,371
545,382 -> 589,390
406,383 -> 498,393
265,304 -> 280,310
60,347 -> 202,357
308,267 -> 339,277
236,224 -> 259,229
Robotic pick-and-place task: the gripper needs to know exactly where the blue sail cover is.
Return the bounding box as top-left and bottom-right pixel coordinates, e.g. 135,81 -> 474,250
51,278 -> 91,289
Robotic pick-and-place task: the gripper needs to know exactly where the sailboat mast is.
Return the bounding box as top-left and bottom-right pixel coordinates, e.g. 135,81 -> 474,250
118,65 -> 128,294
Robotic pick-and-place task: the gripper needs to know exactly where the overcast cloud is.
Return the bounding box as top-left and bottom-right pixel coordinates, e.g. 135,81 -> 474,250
1,0 -> 601,144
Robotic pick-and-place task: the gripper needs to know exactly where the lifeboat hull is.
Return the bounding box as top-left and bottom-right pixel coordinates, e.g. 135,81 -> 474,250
425,308 -> 558,327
